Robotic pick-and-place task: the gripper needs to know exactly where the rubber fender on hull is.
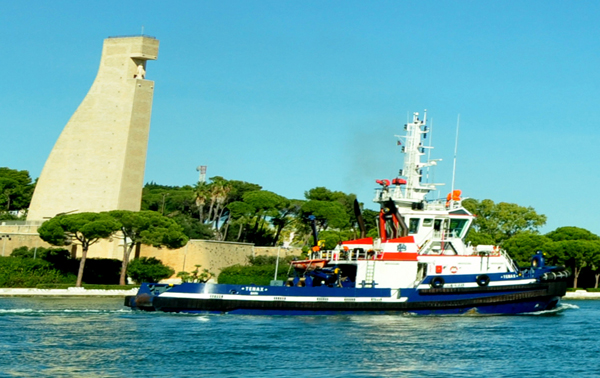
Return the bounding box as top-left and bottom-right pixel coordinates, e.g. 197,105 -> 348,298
476,274 -> 490,287
430,277 -> 444,289
541,270 -> 571,281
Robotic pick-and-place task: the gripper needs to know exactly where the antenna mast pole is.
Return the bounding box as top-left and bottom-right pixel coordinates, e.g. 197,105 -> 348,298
451,114 -> 460,198
426,118 -> 433,184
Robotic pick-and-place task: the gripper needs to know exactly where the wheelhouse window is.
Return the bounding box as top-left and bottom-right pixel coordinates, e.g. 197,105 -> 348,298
409,218 -> 420,234
449,218 -> 468,237
423,218 -> 433,227
427,241 -> 458,255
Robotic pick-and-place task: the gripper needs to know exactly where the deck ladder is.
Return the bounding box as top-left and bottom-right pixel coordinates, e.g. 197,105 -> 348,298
365,260 -> 376,288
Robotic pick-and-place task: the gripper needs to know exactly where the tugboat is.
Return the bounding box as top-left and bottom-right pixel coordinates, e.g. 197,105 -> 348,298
126,112 -> 570,315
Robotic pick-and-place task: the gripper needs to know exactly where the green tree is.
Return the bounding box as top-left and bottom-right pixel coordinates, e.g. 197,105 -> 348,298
194,181 -> 211,223
141,179 -> 264,242
225,201 -> 256,242
206,176 -> 232,232
127,257 -> 175,283
546,240 -> 599,288
305,187 -> 357,228
141,183 -> 195,216
109,210 -> 189,285
361,209 -> 380,238
37,212 -> 120,287
462,198 -> 546,244
226,180 -> 262,203
269,199 -> 302,246
172,214 -> 215,240
0,167 -> 35,213
502,233 -> 552,266
465,230 -> 496,247
300,187 -> 364,245
318,229 -> 355,249
300,200 -> 349,231
545,227 -> 600,288
242,190 -> 289,244
546,226 -> 600,242
591,249 -> 600,289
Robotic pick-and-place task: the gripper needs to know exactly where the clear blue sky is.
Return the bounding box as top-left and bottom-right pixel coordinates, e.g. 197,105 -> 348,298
2,1 -> 599,235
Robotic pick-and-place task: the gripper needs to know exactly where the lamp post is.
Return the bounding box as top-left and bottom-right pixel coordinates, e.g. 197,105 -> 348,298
1,234 -> 12,257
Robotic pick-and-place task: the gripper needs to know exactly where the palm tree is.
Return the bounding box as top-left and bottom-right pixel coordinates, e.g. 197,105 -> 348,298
194,181 -> 210,223
203,177 -> 233,240
213,182 -> 232,240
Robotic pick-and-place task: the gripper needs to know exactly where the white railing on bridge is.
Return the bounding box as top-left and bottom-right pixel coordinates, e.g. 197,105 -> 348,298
310,248 -> 381,262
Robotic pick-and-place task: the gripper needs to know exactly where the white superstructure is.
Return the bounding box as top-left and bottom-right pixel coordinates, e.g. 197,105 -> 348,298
308,111 -> 520,288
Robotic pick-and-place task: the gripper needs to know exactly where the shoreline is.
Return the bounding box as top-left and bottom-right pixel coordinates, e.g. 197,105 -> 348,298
0,287 -> 598,299
564,290 -> 600,300
0,287 -> 138,297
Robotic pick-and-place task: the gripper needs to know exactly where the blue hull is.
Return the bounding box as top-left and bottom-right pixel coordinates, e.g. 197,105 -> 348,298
174,300 -> 559,316
125,279 -> 566,316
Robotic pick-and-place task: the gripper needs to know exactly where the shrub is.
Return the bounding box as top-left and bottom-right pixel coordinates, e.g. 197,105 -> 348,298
10,247 -> 121,285
247,255 -> 278,266
83,259 -> 122,284
127,257 -> 174,283
0,256 -> 75,287
318,230 -> 354,250
177,265 -> 214,283
11,246 -> 70,262
218,255 -> 294,285
35,283 -> 139,290
218,265 -> 278,285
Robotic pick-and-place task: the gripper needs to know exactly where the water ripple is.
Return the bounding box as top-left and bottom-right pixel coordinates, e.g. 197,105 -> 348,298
0,298 -> 596,377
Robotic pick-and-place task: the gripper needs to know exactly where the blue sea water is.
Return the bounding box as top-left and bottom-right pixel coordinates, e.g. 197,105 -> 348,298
0,297 -> 598,378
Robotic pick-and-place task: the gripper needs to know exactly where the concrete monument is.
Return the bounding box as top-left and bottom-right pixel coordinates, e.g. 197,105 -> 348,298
27,36 -> 159,220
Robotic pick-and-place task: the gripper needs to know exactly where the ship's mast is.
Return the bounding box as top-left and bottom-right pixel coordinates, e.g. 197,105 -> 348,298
398,111 -> 439,203
374,111 -> 443,208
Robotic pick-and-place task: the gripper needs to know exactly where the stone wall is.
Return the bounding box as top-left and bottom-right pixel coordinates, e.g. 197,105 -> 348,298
253,246 -> 303,258
0,223 -> 50,257
139,240 -> 254,279
0,224 -> 254,278
0,224 -> 304,282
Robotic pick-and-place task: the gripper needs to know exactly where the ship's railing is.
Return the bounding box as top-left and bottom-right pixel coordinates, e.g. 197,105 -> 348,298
432,229 -> 462,240
372,189 -> 461,212
499,248 -> 520,272
310,248 -> 382,262
373,188 -> 393,202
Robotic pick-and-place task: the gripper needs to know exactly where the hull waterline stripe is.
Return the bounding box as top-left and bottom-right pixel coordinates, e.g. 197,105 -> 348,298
416,278 -> 536,290
158,292 -> 410,303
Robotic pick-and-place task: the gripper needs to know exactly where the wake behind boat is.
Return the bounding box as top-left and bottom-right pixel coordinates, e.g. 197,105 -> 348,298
126,112 -> 569,315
